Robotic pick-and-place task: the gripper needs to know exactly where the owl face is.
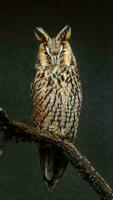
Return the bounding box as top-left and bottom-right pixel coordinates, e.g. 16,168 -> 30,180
34,25 -> 72,66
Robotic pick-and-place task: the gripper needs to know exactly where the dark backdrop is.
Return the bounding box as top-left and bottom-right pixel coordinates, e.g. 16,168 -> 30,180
0,1 -> 113,200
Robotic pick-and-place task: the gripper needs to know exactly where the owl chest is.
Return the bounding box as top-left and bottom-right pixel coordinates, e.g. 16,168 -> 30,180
33,67 -> 77,107
32,67 -> 80,130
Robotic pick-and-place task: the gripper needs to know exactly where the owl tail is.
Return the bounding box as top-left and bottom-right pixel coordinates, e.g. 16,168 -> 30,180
39,144 -> 68,191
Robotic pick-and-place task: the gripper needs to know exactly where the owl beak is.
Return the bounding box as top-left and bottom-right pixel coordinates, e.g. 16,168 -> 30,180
51,56 -> 60,65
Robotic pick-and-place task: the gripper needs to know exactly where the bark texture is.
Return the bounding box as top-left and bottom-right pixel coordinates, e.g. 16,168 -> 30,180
0,108 -> 113,200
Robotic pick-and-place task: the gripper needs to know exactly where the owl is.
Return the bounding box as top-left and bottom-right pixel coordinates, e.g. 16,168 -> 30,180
31,25 -> 82,191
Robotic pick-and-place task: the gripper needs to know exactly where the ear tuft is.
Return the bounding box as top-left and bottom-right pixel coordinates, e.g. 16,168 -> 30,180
34,27 -> 49,42
56,25 -> 71,41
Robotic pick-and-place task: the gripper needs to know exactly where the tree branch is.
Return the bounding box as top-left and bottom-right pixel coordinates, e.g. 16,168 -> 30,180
0,108 -> 113,200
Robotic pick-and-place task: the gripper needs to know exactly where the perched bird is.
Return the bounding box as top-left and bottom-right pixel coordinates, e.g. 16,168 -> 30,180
31,25 -> 82,191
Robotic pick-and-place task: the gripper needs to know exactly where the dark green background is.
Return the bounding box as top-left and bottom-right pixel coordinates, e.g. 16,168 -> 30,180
0,1 -> 113,199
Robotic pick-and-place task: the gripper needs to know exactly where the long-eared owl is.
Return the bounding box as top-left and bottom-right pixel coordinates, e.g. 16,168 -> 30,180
31,25 -> 82,191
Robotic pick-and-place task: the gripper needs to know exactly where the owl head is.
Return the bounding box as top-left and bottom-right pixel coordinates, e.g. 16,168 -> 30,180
34,25 -> 72,67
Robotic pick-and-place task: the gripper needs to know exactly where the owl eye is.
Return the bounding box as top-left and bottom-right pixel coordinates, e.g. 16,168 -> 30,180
44,51 -> 48,55
61,49 -> 66,53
